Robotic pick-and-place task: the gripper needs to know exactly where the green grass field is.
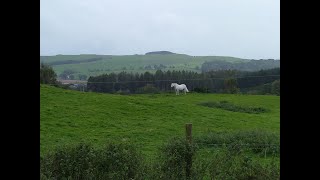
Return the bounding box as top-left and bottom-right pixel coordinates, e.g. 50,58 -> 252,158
40,85 -> 279,157
40,54 -> 250,79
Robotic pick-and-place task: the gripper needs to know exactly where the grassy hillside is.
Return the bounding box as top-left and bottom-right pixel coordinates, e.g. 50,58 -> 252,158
40,85 -> 279,157
40,54 -> 251,79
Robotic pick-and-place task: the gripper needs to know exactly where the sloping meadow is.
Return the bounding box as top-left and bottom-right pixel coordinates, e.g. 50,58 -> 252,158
40,85 -> 279,179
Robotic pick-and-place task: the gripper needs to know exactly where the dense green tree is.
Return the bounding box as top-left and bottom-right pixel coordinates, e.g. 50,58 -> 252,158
224,78 -> 239,94
271,80 -> 280,96
40,63 -> 57,84
87,68 -> 279,94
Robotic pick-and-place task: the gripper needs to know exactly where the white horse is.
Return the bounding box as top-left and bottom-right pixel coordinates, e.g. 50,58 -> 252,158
171,83 -> 189,95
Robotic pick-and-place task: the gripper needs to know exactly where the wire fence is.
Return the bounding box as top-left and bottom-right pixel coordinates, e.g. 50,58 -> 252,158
115,138 -> 280,159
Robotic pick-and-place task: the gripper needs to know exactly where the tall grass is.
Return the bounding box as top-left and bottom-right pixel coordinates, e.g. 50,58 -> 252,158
194,130 -> 280,156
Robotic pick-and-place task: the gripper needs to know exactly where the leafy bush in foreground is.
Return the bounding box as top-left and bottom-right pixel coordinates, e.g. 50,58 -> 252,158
40,142 -> 144,180
40,130 -> 280,179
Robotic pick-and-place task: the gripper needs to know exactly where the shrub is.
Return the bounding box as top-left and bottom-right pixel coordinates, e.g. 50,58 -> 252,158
271,80 -> 280,96
94,142 -> 144,179
40,142 -> 144,180
40,143 -> 96,180
40,134 -> 279,179
207,147 -> 279,179
40,63 -> 57,85
153,137 -> 198,179
199,100 -> 269,114
136,84 -> 160,94
115,89 -> 131,95
193,87 -> 210,93
224,78 -> 240,94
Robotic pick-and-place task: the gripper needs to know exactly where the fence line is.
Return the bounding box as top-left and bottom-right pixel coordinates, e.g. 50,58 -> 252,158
131,143 -> 280,148
86,75 -> 280,84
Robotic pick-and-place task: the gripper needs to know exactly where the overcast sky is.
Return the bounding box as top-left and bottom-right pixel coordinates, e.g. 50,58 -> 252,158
40,0 -> 280,59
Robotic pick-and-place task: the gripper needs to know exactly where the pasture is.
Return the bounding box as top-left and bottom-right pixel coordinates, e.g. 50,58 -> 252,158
40,85 -> 279,157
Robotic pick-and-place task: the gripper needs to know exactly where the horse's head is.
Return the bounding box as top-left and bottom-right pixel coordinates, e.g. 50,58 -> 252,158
171,83 -> 176,88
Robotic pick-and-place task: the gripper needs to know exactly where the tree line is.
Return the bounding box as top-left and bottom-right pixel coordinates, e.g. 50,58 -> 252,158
87,68 -> 280,94
40,62 -> 280,95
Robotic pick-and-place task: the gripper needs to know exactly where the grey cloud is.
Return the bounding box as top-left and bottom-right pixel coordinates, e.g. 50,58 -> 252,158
41,0 -> 279,59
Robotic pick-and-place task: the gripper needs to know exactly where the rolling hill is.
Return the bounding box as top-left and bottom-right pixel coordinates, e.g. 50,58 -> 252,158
40,52 -> 280,80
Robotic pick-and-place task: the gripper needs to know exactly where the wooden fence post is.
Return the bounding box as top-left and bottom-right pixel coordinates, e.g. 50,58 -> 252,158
186,123 -> 192,143
186,123 -> 192,179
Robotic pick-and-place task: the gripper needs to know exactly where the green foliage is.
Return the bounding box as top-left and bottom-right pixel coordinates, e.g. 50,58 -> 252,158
244,83 -> 273,95
193,87 -> 210,93
40,142 -> 144,180
40,134 -> 280,179
194,130 -> 280,155
271,80 -> 280,96
207,148 -> 279,179
230,130 -> 280,155
40,63 -> 57,84
243,78 -> 280,95
199,101 -> 269,114
224,78 -> 240,94
115,89 -> 131,95
136,84 -> 160,94
153,137 -> 198,179
40,143 -> 96,179
94,142 -> 144,179
88,68 -> 280,94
